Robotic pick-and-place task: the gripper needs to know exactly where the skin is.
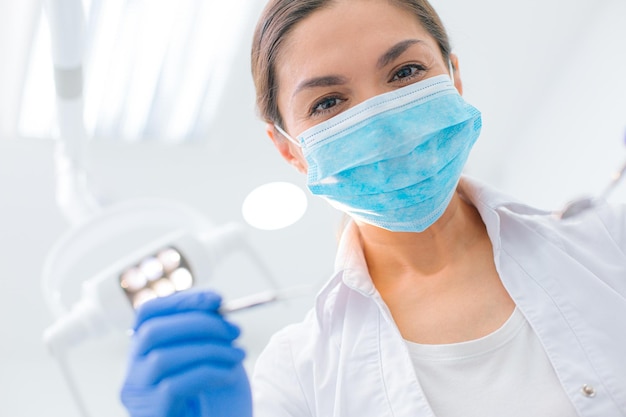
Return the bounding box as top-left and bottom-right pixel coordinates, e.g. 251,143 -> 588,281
266,0 -> 515,344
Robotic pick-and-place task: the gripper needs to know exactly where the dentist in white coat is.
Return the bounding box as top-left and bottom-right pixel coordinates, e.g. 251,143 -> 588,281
121,1 -> 626,416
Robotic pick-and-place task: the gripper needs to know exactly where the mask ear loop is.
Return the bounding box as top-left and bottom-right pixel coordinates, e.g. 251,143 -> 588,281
274,124 -> 301,147
448,58 -> 455,81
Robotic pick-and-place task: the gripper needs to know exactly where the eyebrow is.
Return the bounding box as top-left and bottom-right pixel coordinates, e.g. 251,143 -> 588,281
377,39 -> 423,69
293,75 -> 348,98
292,39 -> 424,98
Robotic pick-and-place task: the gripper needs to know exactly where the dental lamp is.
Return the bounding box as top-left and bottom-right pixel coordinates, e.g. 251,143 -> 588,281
41,198 -> 279,417
40,1 -> 281,416
41,200 -> 275,355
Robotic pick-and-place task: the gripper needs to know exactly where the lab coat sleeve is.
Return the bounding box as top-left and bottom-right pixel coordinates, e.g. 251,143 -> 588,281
251,328 -> 313,417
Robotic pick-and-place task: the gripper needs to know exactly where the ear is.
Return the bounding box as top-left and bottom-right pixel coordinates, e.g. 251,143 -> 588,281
449,53 -> 464,96
265,123 -> 308,174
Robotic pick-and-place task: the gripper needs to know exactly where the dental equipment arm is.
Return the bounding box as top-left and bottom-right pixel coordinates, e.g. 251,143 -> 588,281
45,0 -> 101,225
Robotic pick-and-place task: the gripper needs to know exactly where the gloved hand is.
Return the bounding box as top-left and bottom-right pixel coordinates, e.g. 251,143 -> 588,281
120,290 -> 252,417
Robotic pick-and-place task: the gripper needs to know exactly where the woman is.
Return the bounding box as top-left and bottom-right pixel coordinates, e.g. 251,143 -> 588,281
120,1 -> 626,416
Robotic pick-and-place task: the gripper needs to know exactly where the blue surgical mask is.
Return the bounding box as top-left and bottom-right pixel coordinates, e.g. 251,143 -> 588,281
275,74 -> 481,232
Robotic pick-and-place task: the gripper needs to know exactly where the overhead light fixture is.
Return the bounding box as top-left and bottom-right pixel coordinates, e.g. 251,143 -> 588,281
19,0 -> 252,142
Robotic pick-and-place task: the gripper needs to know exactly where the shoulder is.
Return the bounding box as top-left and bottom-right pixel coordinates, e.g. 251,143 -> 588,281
256,308 -> 322,364
461,175 -> 626,252
594,202 -> 626,253
462,176 -> 626,289
253,276 -> 346,374
251,309 -> 320,417
510,200 -> 626,256
251,272 -> 357,416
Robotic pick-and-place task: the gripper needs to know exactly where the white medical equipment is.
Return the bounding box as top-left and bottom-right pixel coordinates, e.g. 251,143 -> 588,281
41,200 -> 282,354
41,198 -> 288,416
39,1 -> 306,416
558,130 -> 626,219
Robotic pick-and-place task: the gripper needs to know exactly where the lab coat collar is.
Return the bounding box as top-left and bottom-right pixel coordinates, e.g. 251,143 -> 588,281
456,175 -> 551,257
457,175 -> 551,216
332,220 -> 375,295
325,175 -> 551,295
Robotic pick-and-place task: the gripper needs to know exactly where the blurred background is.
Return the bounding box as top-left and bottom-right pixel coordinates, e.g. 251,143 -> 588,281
0,0 -> 624,416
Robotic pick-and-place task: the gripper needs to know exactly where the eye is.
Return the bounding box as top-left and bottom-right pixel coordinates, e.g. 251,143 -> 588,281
310,96 -> 345,117
389,64 -> 426,83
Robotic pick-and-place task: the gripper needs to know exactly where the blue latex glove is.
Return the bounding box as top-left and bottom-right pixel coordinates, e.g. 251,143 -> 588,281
120,290 -> 252,417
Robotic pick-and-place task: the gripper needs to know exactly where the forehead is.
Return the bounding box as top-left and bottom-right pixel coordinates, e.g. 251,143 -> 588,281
275,0 -> 439,90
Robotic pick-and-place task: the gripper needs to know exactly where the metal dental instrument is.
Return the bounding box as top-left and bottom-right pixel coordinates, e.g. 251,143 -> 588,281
219,284 -> 315,314
558,130 -> 626,220
124,284 -> 316,336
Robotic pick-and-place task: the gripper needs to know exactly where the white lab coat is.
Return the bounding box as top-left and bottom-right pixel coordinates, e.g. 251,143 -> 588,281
252,176 -> 626,417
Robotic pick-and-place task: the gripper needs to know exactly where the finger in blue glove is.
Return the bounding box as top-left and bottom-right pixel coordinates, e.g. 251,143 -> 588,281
121,290 -> 252,417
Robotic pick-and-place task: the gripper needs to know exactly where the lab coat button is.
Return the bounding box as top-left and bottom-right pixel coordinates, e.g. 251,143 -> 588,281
581,384 -> 596,398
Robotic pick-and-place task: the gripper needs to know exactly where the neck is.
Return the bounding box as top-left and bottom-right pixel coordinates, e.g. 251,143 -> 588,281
358,192 -> 489,282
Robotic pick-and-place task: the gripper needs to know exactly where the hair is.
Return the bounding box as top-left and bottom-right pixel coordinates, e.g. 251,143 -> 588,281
251,0 -> 452,127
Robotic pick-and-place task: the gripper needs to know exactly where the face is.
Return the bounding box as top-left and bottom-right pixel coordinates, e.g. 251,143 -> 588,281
267,0 -> 462,173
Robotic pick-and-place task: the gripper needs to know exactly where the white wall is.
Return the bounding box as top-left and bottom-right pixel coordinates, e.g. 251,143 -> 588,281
0,0 -> 39,136
0,2 -> 341,415
1,1 -> 625,416
0,133 -> 341,417
433,0 -> 626,207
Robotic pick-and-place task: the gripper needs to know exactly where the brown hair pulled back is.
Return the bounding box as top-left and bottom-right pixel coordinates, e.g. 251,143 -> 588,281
251,0 -> 452,128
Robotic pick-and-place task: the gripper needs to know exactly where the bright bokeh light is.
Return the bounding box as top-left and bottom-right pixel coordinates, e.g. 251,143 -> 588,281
242,182 -> 308,231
